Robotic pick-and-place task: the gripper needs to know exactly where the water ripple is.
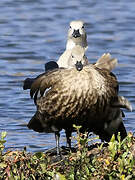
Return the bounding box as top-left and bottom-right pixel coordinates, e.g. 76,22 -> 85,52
0,0 -> 135,152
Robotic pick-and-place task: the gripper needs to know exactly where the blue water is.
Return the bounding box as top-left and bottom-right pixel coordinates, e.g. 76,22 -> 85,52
0,0 -> 135,152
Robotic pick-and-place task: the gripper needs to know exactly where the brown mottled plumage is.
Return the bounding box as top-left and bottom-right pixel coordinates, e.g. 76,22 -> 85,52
28,62 -> 131,154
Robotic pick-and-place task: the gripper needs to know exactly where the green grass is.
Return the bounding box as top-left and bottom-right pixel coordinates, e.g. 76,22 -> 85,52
0,128 -> 135,180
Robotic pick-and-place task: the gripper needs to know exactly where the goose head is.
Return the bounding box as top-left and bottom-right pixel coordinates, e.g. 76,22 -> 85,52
68,20 -> 86,38
68,45 -> 88,70
67,20 -> 88,50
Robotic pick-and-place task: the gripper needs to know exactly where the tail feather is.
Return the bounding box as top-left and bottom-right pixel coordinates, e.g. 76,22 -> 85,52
112,96 -> 132,111
23,78 -> 35,90
96,53 -> 111,64
27,112 -> 44,132
95,53 -> 118,71
45,61 -> 59,71
98,121 -> 127,142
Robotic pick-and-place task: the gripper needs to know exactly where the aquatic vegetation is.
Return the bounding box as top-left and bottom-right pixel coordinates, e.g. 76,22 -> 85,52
0,128 -> 135,179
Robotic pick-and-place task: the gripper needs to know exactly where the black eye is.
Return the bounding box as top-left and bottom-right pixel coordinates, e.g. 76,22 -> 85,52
82,26 -> 84,29
70,26 -> 71,28
71,55 -> 74,58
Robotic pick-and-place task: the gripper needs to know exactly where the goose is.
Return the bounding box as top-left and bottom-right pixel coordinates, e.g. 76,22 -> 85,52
27,49 -> 132,155
57,20 -> 88,68
57,21 -> 118,69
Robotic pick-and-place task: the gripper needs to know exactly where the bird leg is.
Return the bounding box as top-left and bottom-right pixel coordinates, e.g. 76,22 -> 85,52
55,131 -> 60,155
65,130 -> 72,148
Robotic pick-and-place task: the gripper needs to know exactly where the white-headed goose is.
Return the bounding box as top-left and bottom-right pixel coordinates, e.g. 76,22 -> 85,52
57,20 -> 88,68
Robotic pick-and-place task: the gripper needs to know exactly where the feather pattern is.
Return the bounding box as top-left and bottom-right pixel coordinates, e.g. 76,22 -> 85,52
29,64 -> 119,134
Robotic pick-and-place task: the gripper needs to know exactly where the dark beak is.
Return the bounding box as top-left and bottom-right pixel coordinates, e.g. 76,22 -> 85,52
72,29 -> 81,38
75,61 -> 83,71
